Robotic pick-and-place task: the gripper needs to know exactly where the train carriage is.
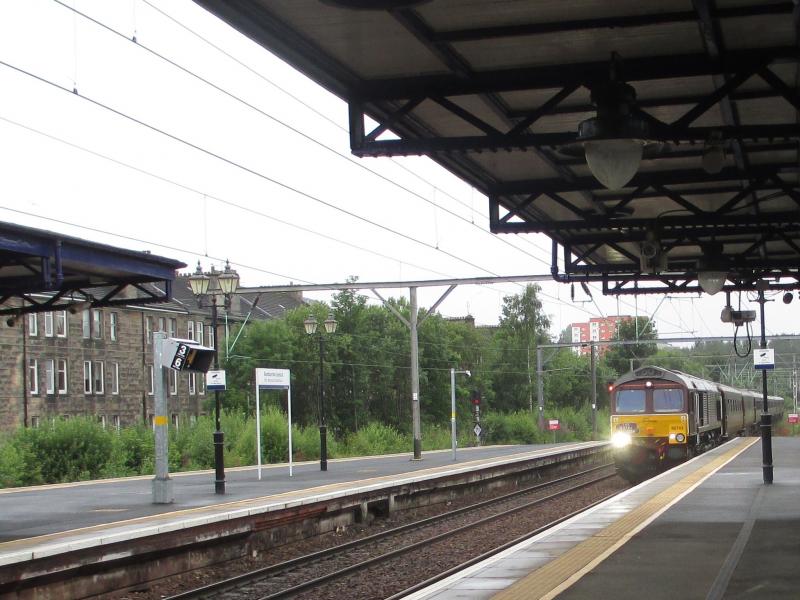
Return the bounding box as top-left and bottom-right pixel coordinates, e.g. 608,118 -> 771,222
610,366 -> 783,482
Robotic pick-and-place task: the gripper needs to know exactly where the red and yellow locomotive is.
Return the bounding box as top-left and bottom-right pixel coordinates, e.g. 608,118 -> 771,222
610,366 -> 784,482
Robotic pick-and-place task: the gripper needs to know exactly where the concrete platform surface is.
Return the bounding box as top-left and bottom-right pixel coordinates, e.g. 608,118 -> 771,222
0,442 -> 602,556
405,436 -> 800,600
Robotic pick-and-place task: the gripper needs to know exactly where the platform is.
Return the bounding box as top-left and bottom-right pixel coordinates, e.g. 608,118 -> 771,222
405,436 -> 800,600
0,441 -> 608,598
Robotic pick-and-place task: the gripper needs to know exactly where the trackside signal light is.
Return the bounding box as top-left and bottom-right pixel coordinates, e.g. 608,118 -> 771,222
607,381 -> 614,393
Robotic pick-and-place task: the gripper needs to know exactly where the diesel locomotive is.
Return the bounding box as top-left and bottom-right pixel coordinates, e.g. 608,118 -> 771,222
609,366 -> 784,482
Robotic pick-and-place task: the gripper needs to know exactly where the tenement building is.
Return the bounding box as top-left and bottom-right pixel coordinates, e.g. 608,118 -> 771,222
2,277 -> 303,431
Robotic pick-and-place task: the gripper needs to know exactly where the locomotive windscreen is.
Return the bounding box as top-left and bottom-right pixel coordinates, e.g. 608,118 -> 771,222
616,389 -> 645,413
653,388 -> 684,412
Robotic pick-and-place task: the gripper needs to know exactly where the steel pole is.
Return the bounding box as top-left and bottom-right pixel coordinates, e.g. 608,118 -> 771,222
319,334 -> 328,471
536,346 -> 545,430
758,290 -> 773,484
212,297 -> 225,494
590,343 -> 597,440
410,287 -> 422,459
450,368 -> 457,461
152,332 -> 173,503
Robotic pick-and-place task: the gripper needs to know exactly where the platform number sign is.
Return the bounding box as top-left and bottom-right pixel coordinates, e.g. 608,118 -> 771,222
170,343 -> 190,370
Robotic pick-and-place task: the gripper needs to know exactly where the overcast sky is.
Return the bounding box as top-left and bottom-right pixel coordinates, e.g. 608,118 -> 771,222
1,0 -> 798,343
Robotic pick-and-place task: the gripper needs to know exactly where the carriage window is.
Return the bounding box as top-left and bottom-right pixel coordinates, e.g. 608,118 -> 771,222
616,389 -> 646,413
654,388 -> 684,412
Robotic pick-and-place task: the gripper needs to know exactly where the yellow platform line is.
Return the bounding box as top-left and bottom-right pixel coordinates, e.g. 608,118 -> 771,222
492,438 -> 759,600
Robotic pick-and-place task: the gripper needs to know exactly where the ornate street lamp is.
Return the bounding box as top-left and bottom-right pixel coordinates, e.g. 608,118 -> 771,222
304,313 -> 337,471
189,260 -> 239,494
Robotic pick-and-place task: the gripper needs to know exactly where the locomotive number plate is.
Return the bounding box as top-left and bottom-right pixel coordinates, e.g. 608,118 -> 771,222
616,422 -> 639,433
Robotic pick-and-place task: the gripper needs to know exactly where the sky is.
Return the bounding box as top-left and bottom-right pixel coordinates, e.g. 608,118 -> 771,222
1,0 -> 798,344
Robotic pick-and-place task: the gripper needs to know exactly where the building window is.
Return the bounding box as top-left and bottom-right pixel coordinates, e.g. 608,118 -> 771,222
196,321 -> 204,345
168,318 -> 177,338
198,372 -> 205,395
112,363 -> 119,394
83,361 -> 92,394
148,414 -> 154,429
147,365 -> 154,396
112,415 -> 120,430
94,361 -> 104,394
110,313 -> 118,341
57,359 -> 68,394
55,311 -> 67,338
44,359 -> 55,395
171,414 -> 179,429
207,325 -> 214,349
146,316 -> 153,343
28,359 -> 38,395
99,415 -> 107,429
82,310 -> 90,338
30,416 -> 40,428
169,369 -> 177,395
45,312 -> 54,337
187,321 -> 195,341
28,313 -> 38,336
92,310 -> 103,339
158,317 -> 166,333
188,372 -> 196,395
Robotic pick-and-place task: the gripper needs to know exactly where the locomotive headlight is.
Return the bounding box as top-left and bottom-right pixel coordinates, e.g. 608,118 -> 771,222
675,433 -> 686,443
612,432 -> 632,448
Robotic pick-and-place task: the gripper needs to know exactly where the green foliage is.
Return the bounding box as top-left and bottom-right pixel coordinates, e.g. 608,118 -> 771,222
344,422 -> 407,456
16,418 -> 113,483
105,425 -> 154,476
604,316 -> 659,375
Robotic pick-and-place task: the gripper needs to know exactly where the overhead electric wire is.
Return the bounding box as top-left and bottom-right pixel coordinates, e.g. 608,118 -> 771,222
0,116 -> 456,281
52,0 -> 552,270
0,59 -> 513,282
138,0 -> 554,260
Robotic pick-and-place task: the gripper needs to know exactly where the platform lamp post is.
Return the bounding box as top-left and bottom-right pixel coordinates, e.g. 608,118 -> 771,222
189,260 -> 239,494
304,314 -> 337,471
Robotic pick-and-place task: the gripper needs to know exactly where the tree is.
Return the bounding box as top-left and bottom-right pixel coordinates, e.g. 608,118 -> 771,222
490,285 -> 551,412
603,316 -> 658,376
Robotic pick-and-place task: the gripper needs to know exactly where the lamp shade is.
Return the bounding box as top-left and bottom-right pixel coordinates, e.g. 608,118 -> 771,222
324,314 -> 338,334
698,271 -> 727,295
584,139 -> 644,190
188,262 -> 210,296
304,315 -> 318,335
218,260 -> 239,295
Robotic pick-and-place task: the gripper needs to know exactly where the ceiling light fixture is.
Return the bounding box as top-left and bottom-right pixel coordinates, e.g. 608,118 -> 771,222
702,130 -> 726,174
575,55 -> 651,190
698,271 -> 728,295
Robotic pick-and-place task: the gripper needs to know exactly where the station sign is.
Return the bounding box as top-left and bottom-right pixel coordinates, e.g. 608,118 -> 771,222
789,414 -> 799,424
256,368 -> 290,389
548,419 -> 560,431
754,349 -> 775,370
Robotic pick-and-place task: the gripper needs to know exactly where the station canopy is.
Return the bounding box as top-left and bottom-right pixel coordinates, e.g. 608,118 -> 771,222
0,221 -> 186,316
195,0 -> 800,296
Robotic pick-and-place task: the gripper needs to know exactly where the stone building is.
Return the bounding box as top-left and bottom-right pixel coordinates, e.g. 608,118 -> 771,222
2,276 -> 304,431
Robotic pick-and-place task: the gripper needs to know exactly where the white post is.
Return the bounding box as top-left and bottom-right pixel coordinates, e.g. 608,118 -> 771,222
288,386 -> 293,477
451,368 -> 457,461
256,384 -> 262,481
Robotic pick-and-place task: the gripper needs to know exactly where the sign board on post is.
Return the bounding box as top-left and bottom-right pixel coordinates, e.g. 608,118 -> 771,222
788,414 -> 799,424
548,419 -> 560,431
256,369 -> 291,389
754,349 -> 775,370
254,368 -> 292,480
206,370 -> 226,391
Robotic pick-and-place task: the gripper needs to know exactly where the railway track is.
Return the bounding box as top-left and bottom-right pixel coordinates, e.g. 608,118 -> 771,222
163,464 -> 626,600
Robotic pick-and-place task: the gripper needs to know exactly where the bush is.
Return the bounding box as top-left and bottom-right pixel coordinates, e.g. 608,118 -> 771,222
344,422 -> 407,456
105,425 -> 154,476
